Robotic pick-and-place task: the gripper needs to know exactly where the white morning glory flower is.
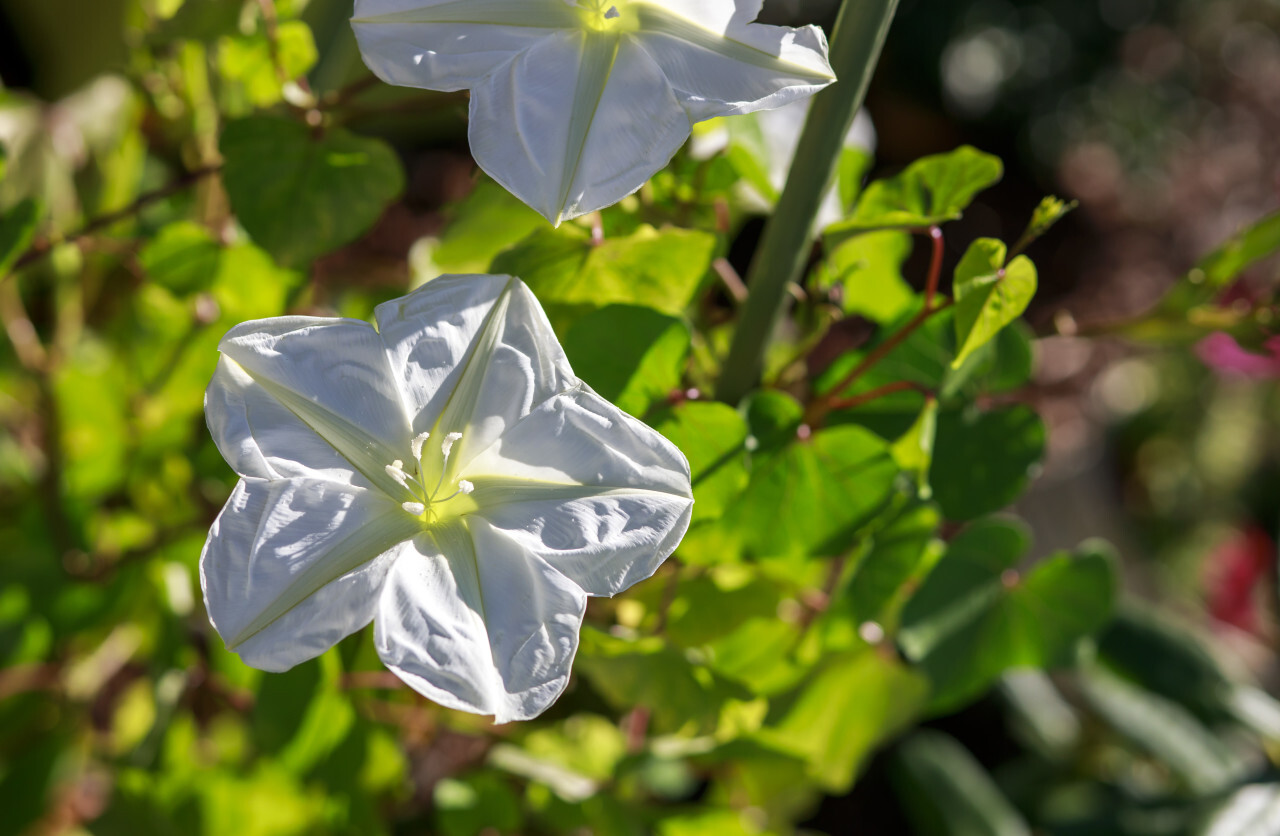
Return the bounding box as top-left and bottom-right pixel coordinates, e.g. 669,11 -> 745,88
350,0 -> 836,224
200,274 -> 693,723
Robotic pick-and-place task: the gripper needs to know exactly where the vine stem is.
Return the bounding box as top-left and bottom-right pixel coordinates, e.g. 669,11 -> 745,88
716,0 -> 900,404
9,165 -> 222,276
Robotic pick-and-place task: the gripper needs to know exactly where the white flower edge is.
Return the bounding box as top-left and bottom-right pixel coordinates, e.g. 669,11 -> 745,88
351,0 -> 836,223
200,273 -> 693,722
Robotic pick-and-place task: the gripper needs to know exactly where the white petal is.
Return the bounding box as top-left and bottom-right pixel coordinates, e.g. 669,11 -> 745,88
207,355 -> 369,486
375,275 -> 575,476
633,7 -> 833,122
475,489 -> 691,597
200,478 -> 419,671
469,32 -> 690,223
351,0 -> 573,92
461,385 -> 693,498
374,523 -> 587,723
215,317 -> 413,496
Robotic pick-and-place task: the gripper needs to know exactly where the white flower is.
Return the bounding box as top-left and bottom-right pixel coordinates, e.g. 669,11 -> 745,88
351,0 -> 836,224
200,274 -> 693,723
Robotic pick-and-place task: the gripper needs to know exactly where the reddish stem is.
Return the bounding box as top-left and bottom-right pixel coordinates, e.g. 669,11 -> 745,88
827,380 -> 931,412
924,225 -> 944,308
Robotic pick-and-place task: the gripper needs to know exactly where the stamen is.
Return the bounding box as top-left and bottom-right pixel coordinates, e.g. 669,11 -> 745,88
385,460 -> 412,490
436,480 -> 475,503
410,431 -> 431,461
402,501 -> 426,516
440,432 -> 463,459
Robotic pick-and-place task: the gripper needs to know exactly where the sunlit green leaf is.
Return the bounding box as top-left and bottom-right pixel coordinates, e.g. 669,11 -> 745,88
651,401 -> 749,523
217,21 -> 318,110
817,230 -> 914,322
139,221 -> 220,294
951,239 -> 1037,369
563,305 -> 689,418
220,116 -> 404,266
426,179 -> 546,274
829,146 -> 1003,236
491,224 -> 714,325
846,501 -> 942,628
892,397 -> 939,497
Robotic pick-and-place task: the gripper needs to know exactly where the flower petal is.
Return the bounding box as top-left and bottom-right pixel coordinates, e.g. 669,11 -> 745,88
375,275 -> 575,477
215,317 -> 413,496
374,522 -> 587,723
468,32 -> 690,223
200,478 -> 419,671
633,7 -> 834,122
460,384 -> 693,498
474,489 -> 691,597
351,0 -> 573,92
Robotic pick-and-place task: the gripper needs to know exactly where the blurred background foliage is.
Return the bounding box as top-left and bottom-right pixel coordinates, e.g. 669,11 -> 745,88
0,0 -> 1279,834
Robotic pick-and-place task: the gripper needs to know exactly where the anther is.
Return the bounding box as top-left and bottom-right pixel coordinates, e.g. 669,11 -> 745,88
441,432 -> 463,459
402,501 -> 426,516
385,461 -> 412,490
410,431 -> 431,461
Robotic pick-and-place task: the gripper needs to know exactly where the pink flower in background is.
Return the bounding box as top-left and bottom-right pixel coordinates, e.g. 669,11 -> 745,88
1195,333 -> 1280,379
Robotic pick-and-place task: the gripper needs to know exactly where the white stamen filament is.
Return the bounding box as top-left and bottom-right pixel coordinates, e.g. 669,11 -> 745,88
436,480 -> 475,503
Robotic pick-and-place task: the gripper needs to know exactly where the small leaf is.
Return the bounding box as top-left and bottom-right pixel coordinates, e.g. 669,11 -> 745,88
929,406 -> 1045,522
0,198 -> 41,277
900,525 -> 1116,713
218,21 -> 318,109
563,305 -> 689,417
220,116 -> 404,266
951,238 -> 1037,369
891,730 -> 1032,836
837,146 -> 874,214
1016,195 -> 1076,249
830,146 -> 1003,236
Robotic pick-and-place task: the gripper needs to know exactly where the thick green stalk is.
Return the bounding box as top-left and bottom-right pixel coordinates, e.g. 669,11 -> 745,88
716,0 -> 899,404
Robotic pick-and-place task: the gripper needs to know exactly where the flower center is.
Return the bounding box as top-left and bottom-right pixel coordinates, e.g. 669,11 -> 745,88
385,431 -> 478,526
573,0 -> 639,33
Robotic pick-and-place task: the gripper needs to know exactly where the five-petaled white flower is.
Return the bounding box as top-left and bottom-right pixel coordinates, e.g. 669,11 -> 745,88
200,274 -> 693,723
351,0 -> 836,224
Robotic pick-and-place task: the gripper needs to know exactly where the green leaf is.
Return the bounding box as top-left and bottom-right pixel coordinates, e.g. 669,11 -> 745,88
139,221 -> 221,294
846,501 -> 942,627
0,198 -> 41,276
217,21 -> 318,109
1159,210 -> 1280,314
890,730 -> 1032,836
563,305 -> 689,418
651,401 -> 749,523
891,397 -> 939,497
743,389 -> 804,454
830,146 -> 1003,235
725,425 -> 898,561
928,406 -> 1045,522
837,146 -> 874,214
491,224 -> 714,322
756,650 -> 928,792
426,179 -> 546,274
435,772 -> 523,836
575,628 -> 752,735
817,230 -> 914,323
951,239 -> 1037,369
899,524 -> 1116,713
220,116 -> 404,267
1015,195 -> 1076,251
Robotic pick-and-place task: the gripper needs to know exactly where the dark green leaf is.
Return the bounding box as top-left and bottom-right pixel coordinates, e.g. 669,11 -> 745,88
952,239 -> 1037,368
900,525 -> 1116,713
929,406 -> 1045,522
220,116 -> 404,266
829,146 -> 1003,236
846,501 -> 941,626
563,305 -> 689,417
891,730 -> 1032,836
0,198 -> 41,277
743,389 -> 804,454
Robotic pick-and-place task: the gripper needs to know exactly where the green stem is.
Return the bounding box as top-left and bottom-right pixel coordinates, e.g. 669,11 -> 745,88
716,0 -> 900,404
